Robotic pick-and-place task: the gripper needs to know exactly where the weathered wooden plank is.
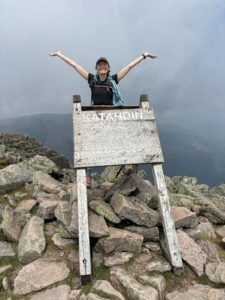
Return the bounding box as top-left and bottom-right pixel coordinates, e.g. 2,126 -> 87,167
76,168 -> 92,282
73,107 -> 164,167
152,163 -> 183,271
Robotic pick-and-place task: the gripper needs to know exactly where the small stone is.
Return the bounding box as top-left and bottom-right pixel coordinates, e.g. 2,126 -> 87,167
146,257 -> 172,273
52,233 -> 77,250
104,252 -> 133,267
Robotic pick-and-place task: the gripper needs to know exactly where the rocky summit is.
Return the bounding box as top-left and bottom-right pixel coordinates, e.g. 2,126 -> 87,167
0,133 -> 225,299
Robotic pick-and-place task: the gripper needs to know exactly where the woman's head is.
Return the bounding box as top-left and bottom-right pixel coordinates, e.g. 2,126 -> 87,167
95,57 -> 110,74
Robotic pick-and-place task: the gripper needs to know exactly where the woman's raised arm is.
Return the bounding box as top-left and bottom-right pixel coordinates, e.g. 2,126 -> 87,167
49,51 -> 89,80
117,51 -> 157,81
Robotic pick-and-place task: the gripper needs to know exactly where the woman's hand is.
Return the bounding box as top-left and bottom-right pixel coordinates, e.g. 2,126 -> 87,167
49,50 -> 61,57
144,51 -> 157,59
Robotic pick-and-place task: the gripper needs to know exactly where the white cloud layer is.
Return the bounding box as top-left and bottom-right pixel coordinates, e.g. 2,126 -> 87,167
1,0 -> 225,141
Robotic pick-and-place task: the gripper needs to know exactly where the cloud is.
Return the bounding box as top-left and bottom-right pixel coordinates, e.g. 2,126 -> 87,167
0,0 -> 225,144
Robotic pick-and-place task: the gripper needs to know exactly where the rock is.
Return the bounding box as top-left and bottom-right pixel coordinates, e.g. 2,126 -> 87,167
92,250 -> 104,268
185,222 -> 216,239
0,206 -> 22,241
171,206 -> 197,228
30,284 -> 71,300
0,265 -> 13,274
104,252 -> 133,267
35,191 -> 60,203
197,240 -> 220,263
100,166 -> 124,183
14,259 -> 70,295
205,262 -> 225,283
69,289 -> 83,300
0,241 -> 16,259
37,200 -> 59,220
139,274 -> 166,300
125,253 -> 152,277
89,211 -> 109,238
0,163 -> 34,194
146,257 -> 172,273
33,171 -> 65,195
215,225 -> 225,238
176,229 -> 206,276
18,216 -> 46,264
110,266 -> 158,300
2,276 -> 12,291
95,228 -> 143,254
144,242 -> 161,252
110,194 -> 159,227
26,155 -> 58,174
169,193 -> 194,210
105,173 -> 156,202
89,200 -> 121,224
87,293 -> 109,300
92,280 -> 125,300
166,283 -> 225,300
124,225 -> 159,241
55,201 -> 71,228
15,199 -> 36,213
52,233 -> 77,250
199,202 -> 225,224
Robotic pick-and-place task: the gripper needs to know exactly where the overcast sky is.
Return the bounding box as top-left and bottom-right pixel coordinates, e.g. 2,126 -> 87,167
1,0 -> 225,141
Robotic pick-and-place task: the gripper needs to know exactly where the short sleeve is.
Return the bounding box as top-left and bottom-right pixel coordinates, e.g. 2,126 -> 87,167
88,73 -> 94,84
112,74 -> 118,84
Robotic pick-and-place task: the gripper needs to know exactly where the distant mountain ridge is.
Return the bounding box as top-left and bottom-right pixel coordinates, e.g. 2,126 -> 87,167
0,113 -> 224,187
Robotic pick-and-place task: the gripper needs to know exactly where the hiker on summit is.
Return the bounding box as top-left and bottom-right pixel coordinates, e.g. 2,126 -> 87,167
49,51 -> 157,186
49,51 -> 157,106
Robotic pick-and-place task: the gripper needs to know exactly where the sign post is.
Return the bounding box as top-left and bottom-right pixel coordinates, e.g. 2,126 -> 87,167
73,94 -> 183,283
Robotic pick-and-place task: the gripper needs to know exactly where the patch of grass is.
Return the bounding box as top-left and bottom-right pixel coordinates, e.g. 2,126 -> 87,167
196,274 -> 211,285
163,263 -> 196,293
93,265 -> 110,281
81,281 -> 92,295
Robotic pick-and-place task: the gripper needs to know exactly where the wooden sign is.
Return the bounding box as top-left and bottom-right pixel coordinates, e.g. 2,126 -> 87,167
73,100 -> 164,168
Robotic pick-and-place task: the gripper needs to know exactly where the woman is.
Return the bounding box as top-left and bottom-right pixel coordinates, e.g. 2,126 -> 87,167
49,51 -> 157,105
49,50 -> 157,185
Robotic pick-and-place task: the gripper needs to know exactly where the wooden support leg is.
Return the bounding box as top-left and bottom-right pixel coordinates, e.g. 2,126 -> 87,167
152,163 -> 183,273
76,168 -> 92,284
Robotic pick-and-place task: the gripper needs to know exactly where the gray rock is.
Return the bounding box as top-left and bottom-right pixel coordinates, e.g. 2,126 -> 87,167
186,222 -> 216,239
18,216 -> 46,264
176,229 -> 206,276
110,194 -> 159,227
2,276 -> 12,291
169,193 -> 195,210
146,257 -> 172,273
95,228 -> 143,254
92,280 -> 125,300
30,284 -> 71,300
166,283 -> 225,300
0,265 -> 13,274
89,200 -> 121,224
15,199 -> 36,213
0,163 -> 34,194
171,206 -> 197,228
26,155 -> 58,174
0,206 -> 22,241
33,171 -> 65,195
124,225 -> 159,241
36,191 -> 60,203
144,242 -> 161,252
110,266 -> 158,300
215,225 -> 225,238
139,274 -> 166,300
52,233 -> 77,250
55,201 -> 71,228
199,202 -> 225,224
105,173 -> 156,201
37,200 -> 59,220
104,252 -> 133,267
89,211 -> 109,238
205,262 -> 225,283
0,241 -> 16,259
197,240 -> 220,263
14,259 -> 70,295
87,293 -> 109,300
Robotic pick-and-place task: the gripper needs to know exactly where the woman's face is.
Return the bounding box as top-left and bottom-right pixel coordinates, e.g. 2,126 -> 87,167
96,61 -> 110,75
